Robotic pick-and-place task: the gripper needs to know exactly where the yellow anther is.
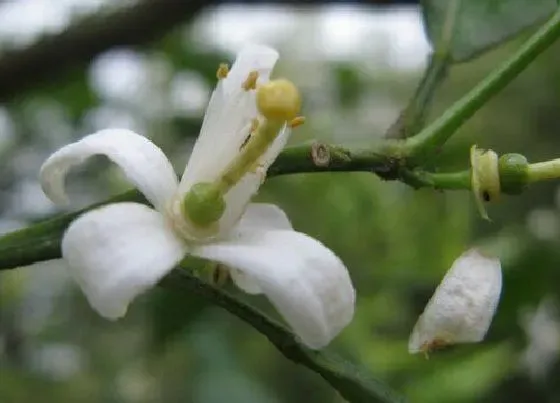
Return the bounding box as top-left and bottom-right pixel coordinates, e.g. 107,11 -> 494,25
216,63 -> 229,80
288,116 -> 306,128
242,71 -> 259,91
256,79 -> 301,121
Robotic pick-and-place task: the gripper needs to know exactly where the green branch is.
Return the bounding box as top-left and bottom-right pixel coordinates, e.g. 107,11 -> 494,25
267,142 -> 402,178
385,53 -> 450,140
164,270 -> 406,403
401,169 -> 471,190
527,159 -> 560,182
385,0 -> 458,139
405,7 -> 560,159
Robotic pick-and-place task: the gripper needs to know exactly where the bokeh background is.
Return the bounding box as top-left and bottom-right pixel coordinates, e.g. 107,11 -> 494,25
1,1 -> 560,402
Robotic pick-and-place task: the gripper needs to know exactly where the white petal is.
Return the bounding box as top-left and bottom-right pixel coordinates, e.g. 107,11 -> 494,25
40,129 -> 178,212
179,45 -> 279,192
226,203 -> 293,294
236,203 -> 292,231
229,269 -> 262,295
62,202 -> 187,319
408,248 -> 502,354
192,230 -> 355,349
222,44 -> 280,96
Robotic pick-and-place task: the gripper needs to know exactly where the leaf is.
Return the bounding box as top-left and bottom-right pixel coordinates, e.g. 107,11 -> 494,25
421,0 -> 557,62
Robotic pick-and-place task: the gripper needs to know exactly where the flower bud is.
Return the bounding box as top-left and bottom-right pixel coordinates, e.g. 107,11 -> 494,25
256,79 -> 301,121
409,248 -> 502,355
470,145 -> 500,220
182,183 -> 226,227
499,153 -> 529,195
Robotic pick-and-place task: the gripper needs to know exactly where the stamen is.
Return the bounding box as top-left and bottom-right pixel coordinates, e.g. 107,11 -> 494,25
216,63 -> 229,80
210,264 -> 230,287
240,118 -> 260,150
242,71 -> 259,91
289,116 -> 306,128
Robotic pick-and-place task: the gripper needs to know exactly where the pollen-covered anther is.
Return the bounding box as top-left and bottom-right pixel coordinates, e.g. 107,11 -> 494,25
216,63 -> 229,80
256,79 -> 301,121
289,116 -> 306,128
242,71 -> 259,91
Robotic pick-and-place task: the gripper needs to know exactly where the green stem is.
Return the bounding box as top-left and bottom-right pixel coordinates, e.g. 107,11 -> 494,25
401,169 -> 471,190
405,8 -> 560,158
268,142 -> 400,177
385,0 -> 458,139
385,53 -> 450,139
527,159 -> 560,182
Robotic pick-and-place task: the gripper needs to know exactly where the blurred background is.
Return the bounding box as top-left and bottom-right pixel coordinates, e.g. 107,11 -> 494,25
1,0 -> 560,402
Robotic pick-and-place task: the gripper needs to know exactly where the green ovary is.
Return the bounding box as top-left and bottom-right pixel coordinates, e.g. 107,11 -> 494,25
182,182 -> 226,228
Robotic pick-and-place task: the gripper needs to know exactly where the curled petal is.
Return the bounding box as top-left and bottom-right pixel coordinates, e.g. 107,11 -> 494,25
409,248 -> 502,354
192,229 -> 355,349
227,203 -> 293,294
236,203 -> 292,231
62,203 -> 187,319
229,269 -> 262,295
179,44 -> 279,192
40,129 -> 178,212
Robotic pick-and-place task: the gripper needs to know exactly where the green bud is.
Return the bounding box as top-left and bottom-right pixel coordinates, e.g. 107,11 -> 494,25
182,182 -> 226,228
498,153 -> 529,195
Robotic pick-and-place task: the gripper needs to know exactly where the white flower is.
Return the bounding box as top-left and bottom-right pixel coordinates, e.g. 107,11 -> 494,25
39,45 -> 355,350
408,248 -> 502,354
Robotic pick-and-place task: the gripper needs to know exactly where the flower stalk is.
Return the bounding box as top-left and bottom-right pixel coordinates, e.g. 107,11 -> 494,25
527,158 -> 560,183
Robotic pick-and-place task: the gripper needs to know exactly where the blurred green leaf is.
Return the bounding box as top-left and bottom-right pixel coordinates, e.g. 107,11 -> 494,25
404,343 -> 515,403
421,0 -> 557,62
148,287 -> 206,352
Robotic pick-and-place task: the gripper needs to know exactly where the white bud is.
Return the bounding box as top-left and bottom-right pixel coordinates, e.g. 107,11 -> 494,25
408,248 -> 502,354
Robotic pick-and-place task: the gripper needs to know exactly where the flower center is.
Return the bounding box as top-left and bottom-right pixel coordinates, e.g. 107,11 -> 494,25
165,195 -> 221,243
176,70 -> 305,240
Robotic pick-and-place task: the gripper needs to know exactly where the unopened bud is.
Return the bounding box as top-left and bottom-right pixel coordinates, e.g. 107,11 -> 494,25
409,248 -> 502,355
